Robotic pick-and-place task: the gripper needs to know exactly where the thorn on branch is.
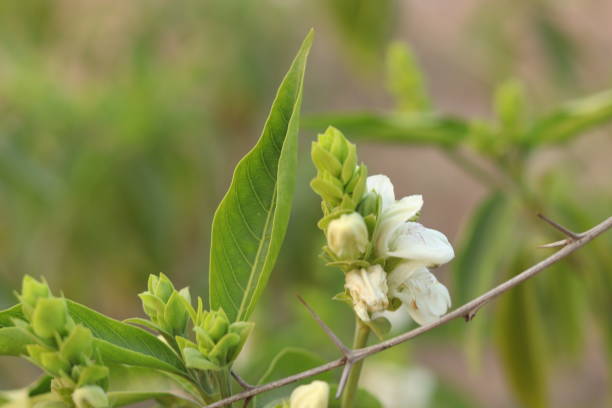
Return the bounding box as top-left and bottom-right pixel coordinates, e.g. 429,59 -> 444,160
538,239 -> 569,249
464,305 -> 482,322
538,213 -> 581,240
336,360 -> 354,399
297,295 -> 351,357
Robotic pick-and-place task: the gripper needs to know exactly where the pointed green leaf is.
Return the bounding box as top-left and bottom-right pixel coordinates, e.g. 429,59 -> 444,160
209,30 -> 313,322
66,300 -> 186,374
106,364 -> 204,407
0,304 -> 24,327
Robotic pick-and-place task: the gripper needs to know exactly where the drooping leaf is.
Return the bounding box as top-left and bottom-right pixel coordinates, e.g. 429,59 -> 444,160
66,300 -> 186,375
107,364 -> 204,407
209,30 -> 313,322
0,326 -> 39,356
452,192 -> 519,368
303,112 -> 468,147
494,282 -> 548,408
0,304 -> 24,327
386,42 -> 430,113
526,89 -> 612,147
256,347 -> 332,406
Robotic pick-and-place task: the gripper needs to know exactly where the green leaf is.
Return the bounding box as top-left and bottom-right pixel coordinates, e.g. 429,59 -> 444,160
256,347 -> 333,406
303,112 -> 468,147
526,89 -> 612,147
107,364 -> 204,407
209,30 -> 313,322
66,300 -> 186,375
0,326 -> 39,356
494,283 -> 548,408
386,42 -> 430,113
452,192 -> 519,367
0,304 -> 24,327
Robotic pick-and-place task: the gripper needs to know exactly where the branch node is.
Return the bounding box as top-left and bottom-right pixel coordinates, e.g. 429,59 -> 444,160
297,295 -> 351,357
538,213 -> 581,240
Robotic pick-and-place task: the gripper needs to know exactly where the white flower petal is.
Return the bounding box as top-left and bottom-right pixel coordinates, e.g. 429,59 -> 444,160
366,174 -> 395,210
389,265 -> 451,326
375,196 -> 423,258
386,222 -> 454,267
290,380 -> 329,408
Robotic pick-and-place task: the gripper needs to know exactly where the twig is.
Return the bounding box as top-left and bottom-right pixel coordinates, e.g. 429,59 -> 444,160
538,213 -> 581,240
231,370 -> 254,390
297,295 -> 351,357
206,216 -> 612,408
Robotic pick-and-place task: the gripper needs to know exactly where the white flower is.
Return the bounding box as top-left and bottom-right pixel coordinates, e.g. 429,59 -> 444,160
388,263 -> 451,325
326,213 -> 369,260
366,175 -> 423,259
345,265 -> 388,322
366,174 -> 454,325
290,380 -> 329,408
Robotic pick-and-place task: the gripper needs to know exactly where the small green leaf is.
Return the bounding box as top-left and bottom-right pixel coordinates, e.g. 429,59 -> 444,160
209,30 -> 313,322
494,79 -> 525,140
106,364 -> 204,407
66,300 -> 186,375
386,42 -> 430,113
303,112 -> 468,147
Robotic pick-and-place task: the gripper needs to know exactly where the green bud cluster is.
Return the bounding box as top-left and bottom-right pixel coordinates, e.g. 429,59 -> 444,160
310,126 -> 368,229
139,273 -> 191,337
15,276 -> 109,408
177,300 -> 253,371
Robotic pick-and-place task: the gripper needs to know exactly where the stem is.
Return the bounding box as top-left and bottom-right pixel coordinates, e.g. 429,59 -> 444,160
341,319 -> 370,408
215,369 -> 233,406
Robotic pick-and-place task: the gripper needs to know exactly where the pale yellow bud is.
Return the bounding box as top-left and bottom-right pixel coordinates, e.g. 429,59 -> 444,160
326,213 -> 368,260
290,380 -> 329,408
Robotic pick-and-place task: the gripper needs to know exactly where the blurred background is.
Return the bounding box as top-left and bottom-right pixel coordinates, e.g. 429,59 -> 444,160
0,0 -> 611,407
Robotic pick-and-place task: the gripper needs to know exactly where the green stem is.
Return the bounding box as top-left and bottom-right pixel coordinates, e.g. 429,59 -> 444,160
215,369 -> 233,406
341,319 -> 370,408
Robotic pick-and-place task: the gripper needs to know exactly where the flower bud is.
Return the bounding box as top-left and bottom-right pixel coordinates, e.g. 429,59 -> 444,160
60,325 -> 93,365
32,297 -> 68,339
345,265 -> 389,322
72,386 -> 108,408
140,274 -> 191,336
19,275 -> 50,319
290,380 -> 329,408
326,213 -> 368,260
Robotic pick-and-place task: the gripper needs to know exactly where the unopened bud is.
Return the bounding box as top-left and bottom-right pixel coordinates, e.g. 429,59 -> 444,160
290,380 -> 329,408
32,298 -> 68,338
72,386 -> 108,408
326,213 -> 368,260
19,276 -> 50,319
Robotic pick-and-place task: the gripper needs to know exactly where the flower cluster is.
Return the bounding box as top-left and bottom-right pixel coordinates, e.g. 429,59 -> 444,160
15,276 -> 110,408
311,127 -> 454,326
